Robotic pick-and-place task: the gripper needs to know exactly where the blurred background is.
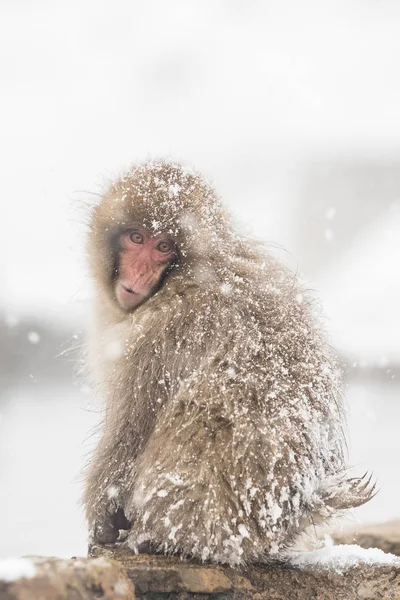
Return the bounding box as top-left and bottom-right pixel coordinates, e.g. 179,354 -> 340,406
0,0 -> 399,558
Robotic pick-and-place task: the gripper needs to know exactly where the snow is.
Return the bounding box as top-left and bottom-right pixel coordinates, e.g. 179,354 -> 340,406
291,544 -> 400,573
107,485 -> 119,499
0,558 -> 36,582
27,331 -> 40,344
220,283 -> 232,295
325,207 -> 337,220
237,524 -> 250,538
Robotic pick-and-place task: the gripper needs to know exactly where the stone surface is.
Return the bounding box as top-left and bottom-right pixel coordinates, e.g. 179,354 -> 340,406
88,542 -> 400,599
332,520 -> 400,557
0,555 -> 136,600
2,540 -> 400,599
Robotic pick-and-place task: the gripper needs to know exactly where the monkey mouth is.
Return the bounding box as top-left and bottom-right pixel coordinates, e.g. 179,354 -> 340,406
121,284 -> 135,294
116,281 -> 149,311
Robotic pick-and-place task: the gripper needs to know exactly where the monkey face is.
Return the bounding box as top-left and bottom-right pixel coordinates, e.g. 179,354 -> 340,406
88,160 -> 232,312
115,227 -> 176,311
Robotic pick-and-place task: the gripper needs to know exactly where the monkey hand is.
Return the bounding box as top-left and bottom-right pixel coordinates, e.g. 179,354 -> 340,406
93,506 -> 131,545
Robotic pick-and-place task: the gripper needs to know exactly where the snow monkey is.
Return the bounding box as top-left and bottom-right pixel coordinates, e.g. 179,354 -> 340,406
83,159 -> 373,566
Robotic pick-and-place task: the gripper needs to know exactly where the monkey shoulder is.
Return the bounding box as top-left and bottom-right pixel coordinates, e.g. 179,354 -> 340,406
164,275 -> 317,355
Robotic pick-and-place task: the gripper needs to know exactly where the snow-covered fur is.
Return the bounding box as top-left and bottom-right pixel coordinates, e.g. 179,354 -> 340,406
83,159 -> 373,566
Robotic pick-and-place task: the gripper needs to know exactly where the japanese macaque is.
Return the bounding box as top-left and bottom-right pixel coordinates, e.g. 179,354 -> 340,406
83,160 -> 373,566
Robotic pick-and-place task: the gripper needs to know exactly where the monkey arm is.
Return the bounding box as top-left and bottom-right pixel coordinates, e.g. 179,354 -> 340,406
83,425 -> 138,544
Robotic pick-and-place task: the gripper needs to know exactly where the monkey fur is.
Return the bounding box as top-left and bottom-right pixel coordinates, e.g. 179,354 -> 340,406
83,159 -> 373,566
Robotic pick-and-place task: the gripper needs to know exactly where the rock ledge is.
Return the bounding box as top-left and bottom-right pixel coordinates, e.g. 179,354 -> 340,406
1,542 -> 400,599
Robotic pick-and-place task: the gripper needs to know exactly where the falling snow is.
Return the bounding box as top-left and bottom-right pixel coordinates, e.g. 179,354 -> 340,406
325,207 -> 337,220
27,331 -> 40,344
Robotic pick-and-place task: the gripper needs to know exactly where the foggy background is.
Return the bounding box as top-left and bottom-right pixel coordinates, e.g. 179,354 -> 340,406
0,0 -> 399,558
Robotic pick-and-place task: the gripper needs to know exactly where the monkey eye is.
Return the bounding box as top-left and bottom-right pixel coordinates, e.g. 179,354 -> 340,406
129,231 -> 144,244
156,241 -> 173,254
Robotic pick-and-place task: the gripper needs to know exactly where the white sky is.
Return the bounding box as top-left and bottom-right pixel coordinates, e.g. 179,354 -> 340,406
319,206 -> 400,361
1,0 -> 400,356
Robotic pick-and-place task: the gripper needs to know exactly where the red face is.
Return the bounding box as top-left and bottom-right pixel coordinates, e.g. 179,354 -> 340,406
115,227 -> 176,311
